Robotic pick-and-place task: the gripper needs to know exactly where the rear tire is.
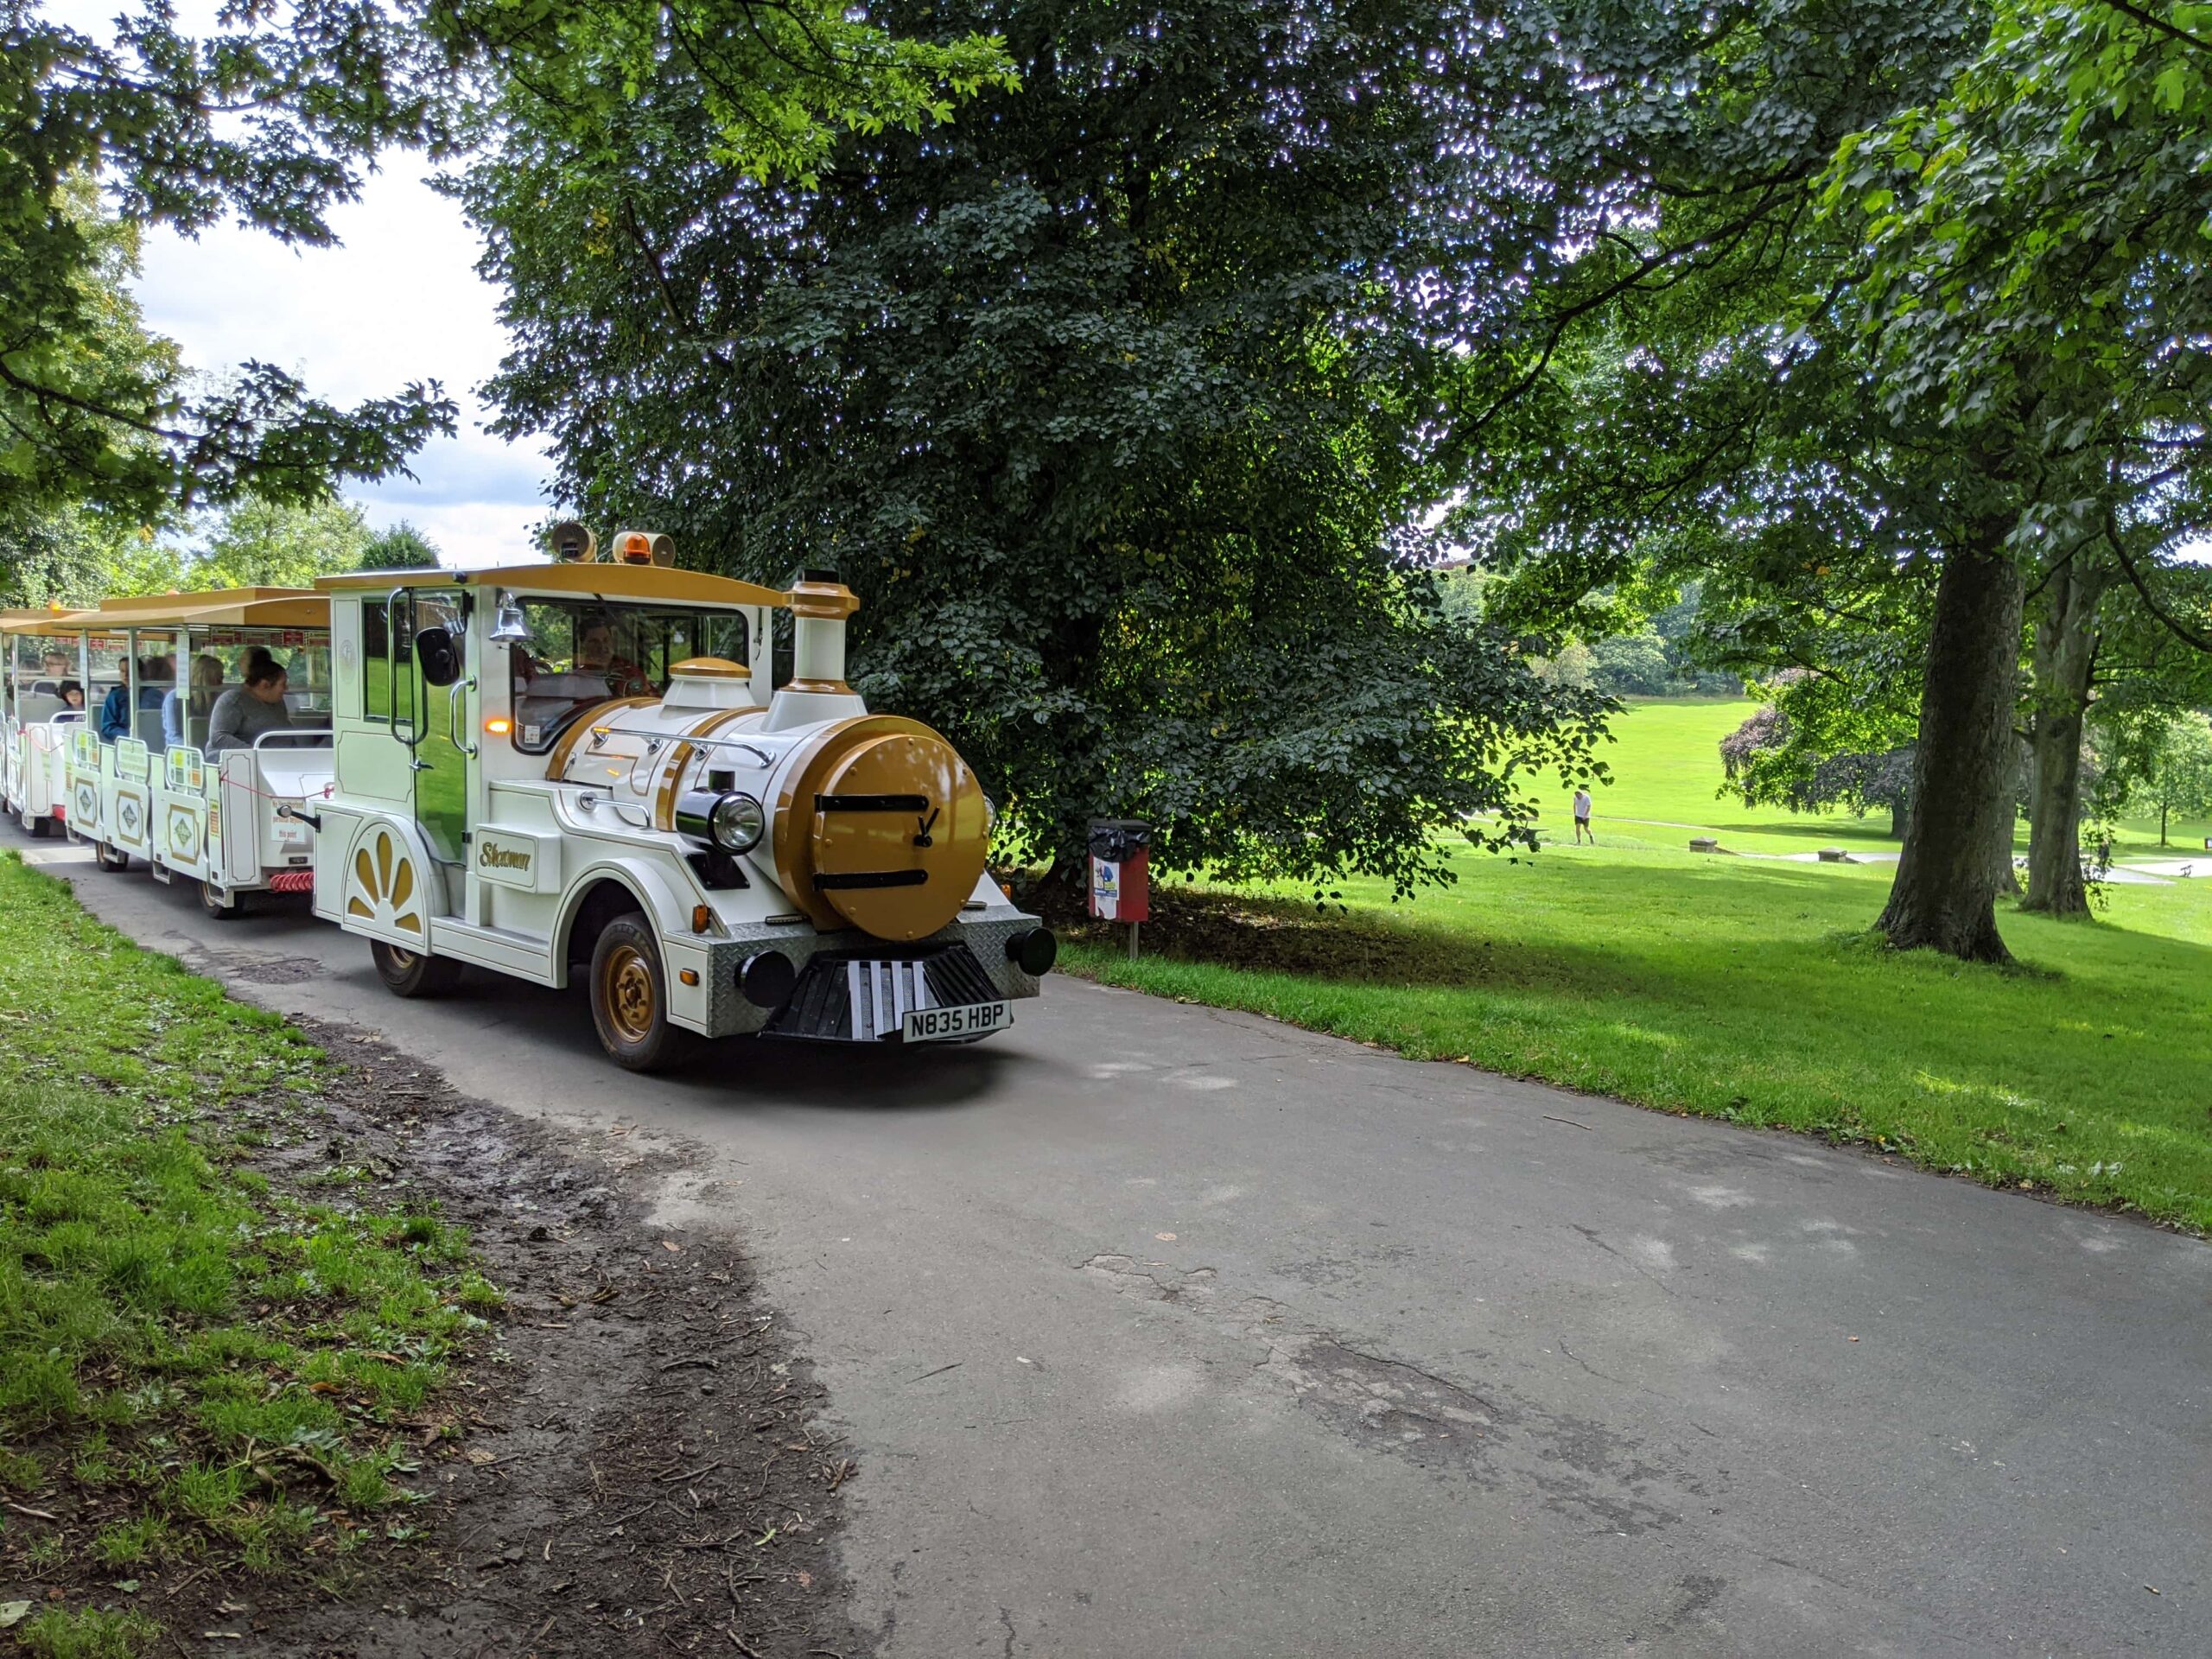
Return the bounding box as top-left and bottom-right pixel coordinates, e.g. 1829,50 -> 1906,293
94,842 -> 130,873
23,810 -> 49,839
371,939 -> 464,998
588,914 -> 691,1073
200,879 -> 245,920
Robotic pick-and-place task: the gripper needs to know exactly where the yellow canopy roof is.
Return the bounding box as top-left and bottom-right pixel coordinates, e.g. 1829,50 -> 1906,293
0,607 -> 97,636
14,590 -> 330,632
317,562 -> 792,611
88,588 -> 327,629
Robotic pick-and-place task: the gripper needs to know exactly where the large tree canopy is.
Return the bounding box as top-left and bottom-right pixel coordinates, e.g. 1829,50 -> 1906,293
1,0 -> 1014,523
1456,0 -> 2212,959
461,0 -> 1611,890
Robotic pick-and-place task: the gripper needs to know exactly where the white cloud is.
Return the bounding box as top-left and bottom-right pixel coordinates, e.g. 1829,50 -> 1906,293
130,163 -> 555,569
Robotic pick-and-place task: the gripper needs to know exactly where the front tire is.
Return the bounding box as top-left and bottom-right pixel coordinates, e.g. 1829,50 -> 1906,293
589,915 -> 690,1072
371,938 -> 464,998
200,879 -> 245,920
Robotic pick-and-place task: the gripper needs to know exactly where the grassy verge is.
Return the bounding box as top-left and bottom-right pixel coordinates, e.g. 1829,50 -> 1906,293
0,854 -> 496,1656
1065,845 -> 2212,1232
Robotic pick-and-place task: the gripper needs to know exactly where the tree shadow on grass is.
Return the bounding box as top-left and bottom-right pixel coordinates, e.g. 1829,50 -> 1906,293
1059,885 -> 1650,995
1061,863 -> 2212,1024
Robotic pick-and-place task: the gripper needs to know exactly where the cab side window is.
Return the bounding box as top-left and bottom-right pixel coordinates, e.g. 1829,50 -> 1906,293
360,605 -> 415,727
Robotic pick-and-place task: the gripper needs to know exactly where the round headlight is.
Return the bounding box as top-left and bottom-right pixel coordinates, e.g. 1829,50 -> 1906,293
709,791 -> 765,854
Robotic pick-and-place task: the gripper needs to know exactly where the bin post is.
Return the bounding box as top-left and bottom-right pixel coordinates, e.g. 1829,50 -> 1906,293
1086,818 -> 1151,959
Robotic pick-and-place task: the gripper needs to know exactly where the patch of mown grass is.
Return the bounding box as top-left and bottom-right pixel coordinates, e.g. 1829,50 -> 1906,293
0,854 -> 494,1642
1066,845 -> 2212,1231
14,1606 -> 157,1659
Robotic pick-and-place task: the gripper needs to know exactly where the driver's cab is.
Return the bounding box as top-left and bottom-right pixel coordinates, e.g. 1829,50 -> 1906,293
315,541 -> 783,942
505,595 -> 753,755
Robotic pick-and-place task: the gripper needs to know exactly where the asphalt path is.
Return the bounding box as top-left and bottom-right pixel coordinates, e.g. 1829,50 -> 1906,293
21,831 -> 2212,1656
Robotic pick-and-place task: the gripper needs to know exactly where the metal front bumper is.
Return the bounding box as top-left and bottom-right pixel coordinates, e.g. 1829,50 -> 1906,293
696,912 -> 1046,1039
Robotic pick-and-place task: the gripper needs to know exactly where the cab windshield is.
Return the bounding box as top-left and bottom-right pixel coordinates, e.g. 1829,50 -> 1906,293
508,600 -> 749,753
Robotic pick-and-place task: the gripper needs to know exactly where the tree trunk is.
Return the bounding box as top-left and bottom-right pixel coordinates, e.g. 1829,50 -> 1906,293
1889,801 -> 1906,840
2161,803 -> 2169,847
1877,528 -> 2025,961
2020,557 -> 2109,917
1992,752 -> 2022,900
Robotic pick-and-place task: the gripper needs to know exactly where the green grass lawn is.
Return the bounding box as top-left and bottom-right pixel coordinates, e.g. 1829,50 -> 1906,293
1565,697 -> 2212,859
0,855 -> 495,1656
1065,700 -> 2212,1234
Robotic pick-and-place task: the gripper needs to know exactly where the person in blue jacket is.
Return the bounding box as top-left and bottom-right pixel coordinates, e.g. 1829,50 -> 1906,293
99,655 -> 172,741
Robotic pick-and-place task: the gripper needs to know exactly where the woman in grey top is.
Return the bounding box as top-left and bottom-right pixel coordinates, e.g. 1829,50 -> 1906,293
205,651 -> 293,755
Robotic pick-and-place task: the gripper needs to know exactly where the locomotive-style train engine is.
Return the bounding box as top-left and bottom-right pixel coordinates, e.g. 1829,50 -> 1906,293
307,532 -> 1053,1070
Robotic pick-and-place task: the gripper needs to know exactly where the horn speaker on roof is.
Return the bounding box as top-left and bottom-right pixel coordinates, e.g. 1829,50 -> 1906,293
547,519 -> 598,563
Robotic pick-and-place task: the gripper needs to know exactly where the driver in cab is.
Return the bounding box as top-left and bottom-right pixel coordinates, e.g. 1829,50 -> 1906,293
514,615 -> 652,739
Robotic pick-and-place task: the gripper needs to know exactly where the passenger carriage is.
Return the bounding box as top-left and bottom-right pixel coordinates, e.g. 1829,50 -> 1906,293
3,607 -> 99,838
307,529 -> 1056,1068
3,590 -> 335,913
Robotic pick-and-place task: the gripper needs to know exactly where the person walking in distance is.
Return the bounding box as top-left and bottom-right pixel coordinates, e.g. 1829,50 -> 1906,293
1573,785 -> 1595,845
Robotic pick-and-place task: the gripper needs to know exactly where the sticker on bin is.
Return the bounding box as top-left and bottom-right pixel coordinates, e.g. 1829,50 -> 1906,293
905,1001 -> 1014,1043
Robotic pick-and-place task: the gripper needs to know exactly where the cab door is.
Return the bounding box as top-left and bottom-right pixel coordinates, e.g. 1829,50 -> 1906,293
399,588 -> 473,874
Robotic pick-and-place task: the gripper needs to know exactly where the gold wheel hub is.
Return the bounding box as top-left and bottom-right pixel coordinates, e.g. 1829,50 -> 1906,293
601,944 -> 657,1043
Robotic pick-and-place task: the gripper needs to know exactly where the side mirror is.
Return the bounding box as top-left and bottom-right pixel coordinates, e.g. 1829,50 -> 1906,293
416,626 -> 462,688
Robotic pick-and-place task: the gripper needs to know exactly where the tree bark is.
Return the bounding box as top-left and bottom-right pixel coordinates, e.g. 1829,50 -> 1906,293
2020,557 -> 2110,917
1877,527 -> 2025,961
1992,753 -> 2023,900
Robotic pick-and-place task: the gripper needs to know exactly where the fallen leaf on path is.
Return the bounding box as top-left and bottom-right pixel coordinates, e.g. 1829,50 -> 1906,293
662,1240 -> 683,1253
0,1601 -> 30,1630
1155,1232 -> 1176,1242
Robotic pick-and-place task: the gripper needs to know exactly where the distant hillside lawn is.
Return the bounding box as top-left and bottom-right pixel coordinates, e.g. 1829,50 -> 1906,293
1066,699 -> 2212,1232
1588,696 -> 2212,857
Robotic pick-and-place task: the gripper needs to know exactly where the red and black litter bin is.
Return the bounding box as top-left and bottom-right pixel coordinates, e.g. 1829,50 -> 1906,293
1087,818 -> 1150,955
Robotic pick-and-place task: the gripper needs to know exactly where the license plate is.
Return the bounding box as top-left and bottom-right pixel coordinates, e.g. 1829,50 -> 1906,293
902,1001 -> 1014,1043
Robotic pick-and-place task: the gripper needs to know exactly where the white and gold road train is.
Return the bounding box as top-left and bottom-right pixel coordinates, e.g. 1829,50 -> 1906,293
2,531 -> 1056,1069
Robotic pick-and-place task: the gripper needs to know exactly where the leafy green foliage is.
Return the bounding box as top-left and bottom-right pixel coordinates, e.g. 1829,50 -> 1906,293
0,507 -> 156,609
2118,710 -> 2212,846
462,0 -> 1611,892
3,0 -> 1014,524
1719,674 -> 1921,832
0,856 -> 491,1617
358,520 -> 442,571
194,497 -> 371,588
0,158 -> 450,519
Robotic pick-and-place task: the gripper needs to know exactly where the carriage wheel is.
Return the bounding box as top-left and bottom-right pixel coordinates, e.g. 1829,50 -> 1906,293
371,938 -> 463,998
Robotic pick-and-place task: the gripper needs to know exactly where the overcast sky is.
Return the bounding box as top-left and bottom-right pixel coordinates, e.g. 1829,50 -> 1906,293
130,162 -> 551,569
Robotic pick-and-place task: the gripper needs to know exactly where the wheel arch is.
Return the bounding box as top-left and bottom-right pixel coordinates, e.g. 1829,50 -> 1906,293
553,861 -> 690,989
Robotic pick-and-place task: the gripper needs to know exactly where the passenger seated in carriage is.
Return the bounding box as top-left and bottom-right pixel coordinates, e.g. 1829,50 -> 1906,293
57,680 -> 85,711
99,655 -> 173,741
206,650 -> 295,755
162,654 -> 225,748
